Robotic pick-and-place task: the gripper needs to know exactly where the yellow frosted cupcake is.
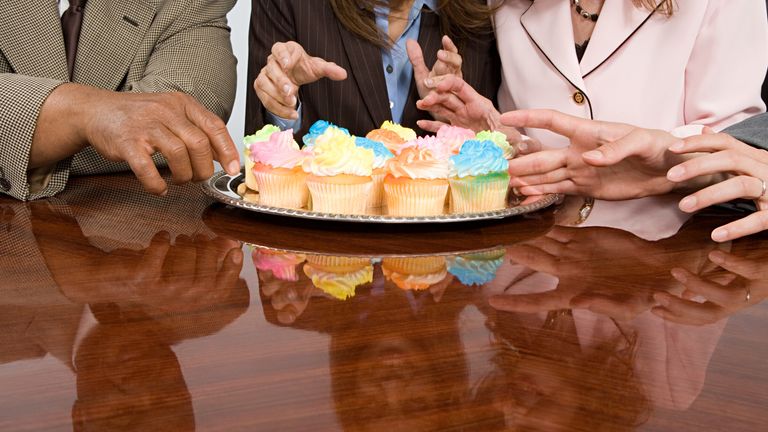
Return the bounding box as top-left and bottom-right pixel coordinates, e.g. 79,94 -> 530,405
381,256 -> 448,291
380,120 -> 417,142
249,129 -> 310,209
384,147 -> 450,216
303,129 -> 375,214
449,140 -> 510,213
243,125 -> 280,192
304,255 -> 373,300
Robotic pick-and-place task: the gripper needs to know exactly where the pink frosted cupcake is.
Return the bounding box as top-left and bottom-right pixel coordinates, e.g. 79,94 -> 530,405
243,124 -> 280,192
384,147 -> 451,216
252,249 -> 307,281
437,125 -> 476,155
249,129 -> 310,209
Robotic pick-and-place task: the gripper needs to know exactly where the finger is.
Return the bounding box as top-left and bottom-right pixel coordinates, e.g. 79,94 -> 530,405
415,100 -> 457,123
194,235 -> 220,288
582,128 -> 677,167
507,150 -> 567,176
416,119 -> 449,133
667,150 -> 768,183
516,181 -> 578,196
418,91 -> 465,113
255,77 -> 299,119
652,292 -> 724,325
670,268 -> 741,305
672,133 -> 768,164
501,109 -> 631,144
271,41 -> 303,70
709,210 -> 768,243
264,58 -> 298,105
442,35 -> 459,54
709,250 -> 765,280
678,176 -> 765,213
516,136 -> 542,155
505,244 -> 560,274
126,148 -> 168,195
217,247 -> 244,291
489,291 -> 568,313
433,76 -> 485,106
149,125 -> 194,184
406,39 -> 430,83
183,98 -> 240,176
135,231 -> 171,281
312,57 -> 348,81
434,50 -> 462,76
510,168 -> 569,188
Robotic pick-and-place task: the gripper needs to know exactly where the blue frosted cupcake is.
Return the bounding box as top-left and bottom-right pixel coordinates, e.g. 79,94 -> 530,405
355,137 -> 394,208
447,249 -> 506,286
302,120 -> 350,147
449,140 -> 510,213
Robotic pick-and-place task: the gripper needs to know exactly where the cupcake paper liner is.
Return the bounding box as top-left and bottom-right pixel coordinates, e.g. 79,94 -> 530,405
307,176 -> 373,215
449,173 -> 510,213
384,179 -> 449,217
253,168 -> 308,209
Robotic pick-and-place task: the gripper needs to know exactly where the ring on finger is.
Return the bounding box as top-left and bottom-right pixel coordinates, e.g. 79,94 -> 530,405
745,287 -> 751,303
760,178 -> 767,198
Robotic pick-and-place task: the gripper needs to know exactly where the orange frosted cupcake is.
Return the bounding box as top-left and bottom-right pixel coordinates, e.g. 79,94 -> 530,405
384,147 -> 450,216
366,128 -> 414,155
302,129 -> 375,214
382,256 -> 448,290
243,124 -> 280,192
249,129 -> 310,209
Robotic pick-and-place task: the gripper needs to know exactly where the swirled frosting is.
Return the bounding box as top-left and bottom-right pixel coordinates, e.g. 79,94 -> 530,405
381,121 -> 417,141
302,130 -> 374,176
437,125 -> 475,154
447,253 -> 505,286
355,137 -> 394,169
303,263 -> 373,300
476,130 -> 515,159
244,124 -> 280,158
410,136 -> 453,159
252,249 -> 307,281
385,147 -> 450,180
449,140 -> 508,178
302,120 -> 350,147
249,129 -> 308,169
383,266 -> 448,291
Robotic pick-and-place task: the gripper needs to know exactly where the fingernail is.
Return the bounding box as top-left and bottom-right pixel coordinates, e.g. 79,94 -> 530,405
653,293 -> 670,307
712,228 -> 729,242
679,196 -> 697,211
425,78 -> 434,87
281,57 -> 290,67
709,250 -> 725,264
669,141 -> 684,152
228,161 -> 241,175
667,165 -> 685,181
671,268 -> 687,283
518,141 -> 528,152
583,150 -> 603,161
283,84 -> 291,95
289,96 -> 297,106
437,50 -> 446,59
231,249 -> 243,265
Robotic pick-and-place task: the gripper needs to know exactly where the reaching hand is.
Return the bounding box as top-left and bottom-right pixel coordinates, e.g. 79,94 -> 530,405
415,75 -> 502,133
501,109 -> 687,200
407,36 -> 463,102
254,41 -> 348,120
667,132 -> 768,242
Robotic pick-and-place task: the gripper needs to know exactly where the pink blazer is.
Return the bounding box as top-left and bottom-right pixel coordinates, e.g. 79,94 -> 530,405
494,0 -> 768,236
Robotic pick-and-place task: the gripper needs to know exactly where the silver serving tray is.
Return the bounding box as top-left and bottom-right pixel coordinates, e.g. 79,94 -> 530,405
202,171 -> 561,224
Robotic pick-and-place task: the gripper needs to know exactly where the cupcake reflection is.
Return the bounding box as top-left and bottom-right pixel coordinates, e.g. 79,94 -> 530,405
447,249 -> 506,287
381,256 -> 448,291
304,256 -> 373,300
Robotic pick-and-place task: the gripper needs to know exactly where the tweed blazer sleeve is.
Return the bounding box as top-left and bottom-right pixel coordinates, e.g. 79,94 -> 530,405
723,113 -> 768,151
0,0 -> 237,201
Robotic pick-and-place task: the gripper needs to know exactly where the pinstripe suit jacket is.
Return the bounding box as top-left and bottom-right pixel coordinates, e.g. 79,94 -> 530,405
0,0 -> 237,201
245,0 -> 501,138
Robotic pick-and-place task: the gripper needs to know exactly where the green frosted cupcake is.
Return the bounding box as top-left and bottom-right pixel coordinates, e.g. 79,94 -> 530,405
449,140 -> 510,213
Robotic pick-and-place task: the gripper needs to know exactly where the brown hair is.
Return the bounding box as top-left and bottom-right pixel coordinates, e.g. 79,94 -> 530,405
328,0 -> 498,48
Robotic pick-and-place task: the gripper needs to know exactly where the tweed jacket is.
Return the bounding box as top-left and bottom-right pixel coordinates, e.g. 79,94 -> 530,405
244,0 -> 501,138
725,113 -> 768,152
0,0 -> 237,201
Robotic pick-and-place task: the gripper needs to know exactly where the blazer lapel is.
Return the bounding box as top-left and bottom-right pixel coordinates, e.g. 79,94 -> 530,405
401,7 -> 441,127
335,14 -> 391,127
0,1 -> 69,81
520,0 -> 584,88
579,1 -> 658,77
74,0 -> 156,89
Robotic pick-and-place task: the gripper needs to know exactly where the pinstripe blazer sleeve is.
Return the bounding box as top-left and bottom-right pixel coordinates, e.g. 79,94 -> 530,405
723,113 -> 768,151
0,0 -> 237,201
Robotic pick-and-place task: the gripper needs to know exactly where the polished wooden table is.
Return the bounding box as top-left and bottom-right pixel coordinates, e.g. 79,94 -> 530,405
1,173 -> 766,431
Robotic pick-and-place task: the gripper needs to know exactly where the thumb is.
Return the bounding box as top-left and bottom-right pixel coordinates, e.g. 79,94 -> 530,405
406,39 -> 430,83
581,128 -> 646,167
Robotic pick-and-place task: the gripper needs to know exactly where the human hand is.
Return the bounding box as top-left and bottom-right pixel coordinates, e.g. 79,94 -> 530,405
254,41 -> 348,119
653,247 -> 768,325
259,272 -> 319,324
667,132 -> 768,242
31,85 -> 241,196
501,109 -> 686,200
407,36 -> 463,102
415,75 -> 504,133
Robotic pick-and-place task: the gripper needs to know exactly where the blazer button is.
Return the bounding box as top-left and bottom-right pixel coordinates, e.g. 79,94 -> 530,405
572,91 -> 586,105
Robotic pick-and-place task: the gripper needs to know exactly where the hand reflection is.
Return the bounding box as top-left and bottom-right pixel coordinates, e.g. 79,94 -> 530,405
653,245 -> 768,325
30,201 -> 244,314
259,270 -> 319,324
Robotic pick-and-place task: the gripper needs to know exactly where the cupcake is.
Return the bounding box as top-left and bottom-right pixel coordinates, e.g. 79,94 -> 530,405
303,255 -> 373,300
380,120 -> 417,142
384,147 -> 450,216
252,249 -> 307,281
447,249 -> 506,286
302,129 -> 375,214
366,128 -> 411,155
410,136 -> 454,160
436,125 -> 476,155
476,130 -> 516,160
243,124 -> 280,192
249,129 -> 310,209
449,140 -> 510,213
382,256 -> 448,291
302,120 -> 350,147
355,137 -> 394,208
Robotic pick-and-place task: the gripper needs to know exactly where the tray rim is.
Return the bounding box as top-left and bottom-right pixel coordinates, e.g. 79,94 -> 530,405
202,171 -> 561,224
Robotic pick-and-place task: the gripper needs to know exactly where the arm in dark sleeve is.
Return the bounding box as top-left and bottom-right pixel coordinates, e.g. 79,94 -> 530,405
723,113 -> 768,151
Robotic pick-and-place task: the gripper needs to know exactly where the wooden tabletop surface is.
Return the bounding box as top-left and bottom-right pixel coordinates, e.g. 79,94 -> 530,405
1,173 -> 766,432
